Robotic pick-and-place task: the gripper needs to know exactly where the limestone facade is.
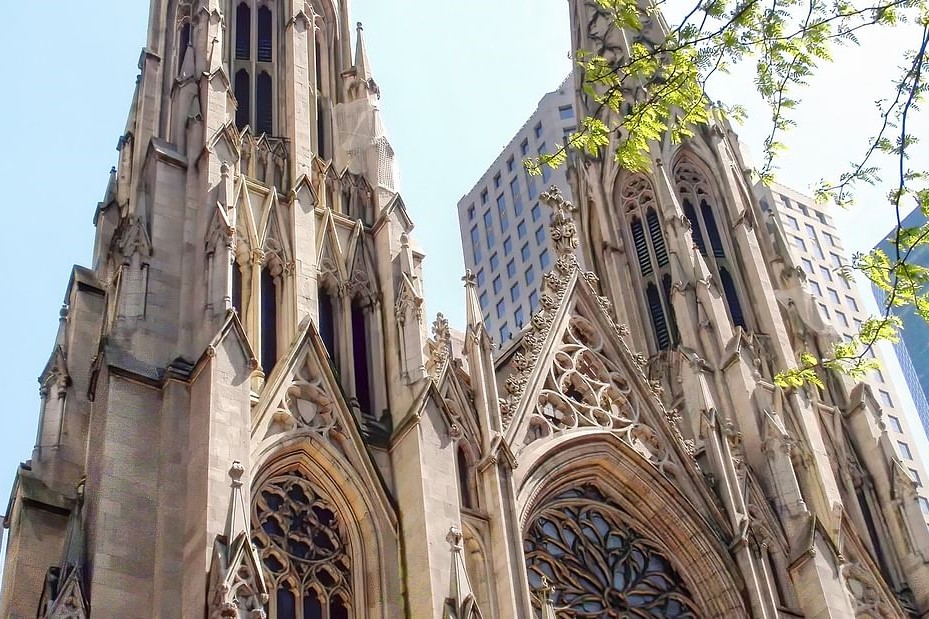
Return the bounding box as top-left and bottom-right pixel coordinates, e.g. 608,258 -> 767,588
3,0 -> 929,617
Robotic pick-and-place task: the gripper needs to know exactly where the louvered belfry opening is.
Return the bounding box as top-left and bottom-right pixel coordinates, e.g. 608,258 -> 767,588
232,1 -> 276,136
675,158 -> 748,330
621,174 -> 678,352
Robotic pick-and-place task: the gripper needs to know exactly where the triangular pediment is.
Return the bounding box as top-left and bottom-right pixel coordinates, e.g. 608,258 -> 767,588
43,567 -> 89,619
250,320 -> 389,506
378,192 -> 414,233
503,271 -> 700,485
316,209 -> 345,288
345,222 -> 378,302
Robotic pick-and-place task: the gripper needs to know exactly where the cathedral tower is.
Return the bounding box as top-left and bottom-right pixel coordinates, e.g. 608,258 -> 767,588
4,0 -> 929,617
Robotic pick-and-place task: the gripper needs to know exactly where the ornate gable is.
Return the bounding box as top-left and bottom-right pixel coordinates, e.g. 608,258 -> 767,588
41,567 -> 89,619
250,320 -> 387,490
344,222 -> 378,302
502,188 -> 698,489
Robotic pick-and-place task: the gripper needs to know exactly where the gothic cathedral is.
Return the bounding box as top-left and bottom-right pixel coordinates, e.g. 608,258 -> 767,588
3,0 -> 929,617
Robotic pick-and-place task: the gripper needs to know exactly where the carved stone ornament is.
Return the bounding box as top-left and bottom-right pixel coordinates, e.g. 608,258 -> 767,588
429,312 -> 453,379
842,562 -> 894,618
525,484 -> 699,618
269,362 -> 346,452
520,311 -> 678,478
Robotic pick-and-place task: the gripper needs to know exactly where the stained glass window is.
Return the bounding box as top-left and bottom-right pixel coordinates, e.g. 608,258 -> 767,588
524,484 -> 698,618
252,470 -> 352,618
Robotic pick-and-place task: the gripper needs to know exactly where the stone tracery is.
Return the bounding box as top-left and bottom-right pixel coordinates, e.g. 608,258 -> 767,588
524,483 -> 699,618
252,470 -> 352,619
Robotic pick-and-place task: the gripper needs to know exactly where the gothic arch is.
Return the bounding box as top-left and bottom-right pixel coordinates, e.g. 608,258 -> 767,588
249,444 -> 399,618
516,436 -> 748,617
614,172 -> 678,351
671,150 -> 749,329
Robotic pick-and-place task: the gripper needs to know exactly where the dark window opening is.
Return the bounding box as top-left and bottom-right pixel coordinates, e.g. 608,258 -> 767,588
260,267 -> 278,374
315,37 -> 324,91
351,302 -> 372,415
457,446 -> 473,509
683,199 -> 706,256
257,6 -> 273,62
231,261 -> 243,315
317,98 -> 327,159
234,69 -> 250,130
331,598 -> 350,619
318,288 -> 336,364
256,71 -> 273,135
235,3 -> 251,60
276,585 -> 296,619
630,217 -> 652,276
662,273 -> 679,345
177,22 -> 191,75
701,199 -> 726,258
303,590 -> 322,619
719,267 -> 745,328
646,208 -> 669,266
646,282 -> 670,350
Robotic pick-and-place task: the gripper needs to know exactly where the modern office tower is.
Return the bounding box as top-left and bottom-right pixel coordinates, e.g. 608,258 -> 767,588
6,0 -> 929,616
873,207 -> 929,437
457,79 -> 577,345
755,180 -> 929,517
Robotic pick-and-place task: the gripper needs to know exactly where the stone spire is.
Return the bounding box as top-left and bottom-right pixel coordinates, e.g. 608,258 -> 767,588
442,526 -> 484,618
353,22 -> 379,98
463,270 -> 484,335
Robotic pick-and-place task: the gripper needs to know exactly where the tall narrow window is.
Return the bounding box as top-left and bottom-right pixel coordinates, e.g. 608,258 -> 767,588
257,6 -> 273,62
351,302 -> 372,414
646,283 -> 670,350
701,199 -> 725,258
235,3 -> 251,60
662,273 -> 679,345
303,591 -> 322,619
620,175 -> 676,352
675,157 -> 747,330
646,208 -> 669,267
719,267 -> 745,328
256,71 -> 273,135
318,288 -> 337,365
231,261 -> 243,315
276,586 -> 296,619
683,199 -> 706,255
630,217 -> 652,276
177,21 -> 191,75
234,69 -> 250,130
317,99 -> 327,159
457,446 -> 473,509
261,267 -> 278,374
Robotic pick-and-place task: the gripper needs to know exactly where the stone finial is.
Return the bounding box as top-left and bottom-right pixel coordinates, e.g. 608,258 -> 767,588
540,186 -> 579,259
229,460 -> 245,487
538,575 -> 558,619
446,525 -> 463,550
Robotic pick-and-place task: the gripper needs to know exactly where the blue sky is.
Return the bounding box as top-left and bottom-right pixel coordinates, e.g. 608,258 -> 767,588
0,0 -> 925,578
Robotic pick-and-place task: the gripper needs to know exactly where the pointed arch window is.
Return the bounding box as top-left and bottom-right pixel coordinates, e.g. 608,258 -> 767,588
252,469 -> 353,619
457,444 -> 476,510
351,300 -> 373,415
620,175 -> 678,352
232,1 -> 276,135
257,6 -> 274,62
261,265 -> 279,374
256,71 -> 274,135
231,260 -> 244,316
236,3 -> 251,60
524,484 -> 699,617
674,158 -> 748,330
313,30 -> 331,159
318,287 -> 337,366
176,13 -> 192,76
